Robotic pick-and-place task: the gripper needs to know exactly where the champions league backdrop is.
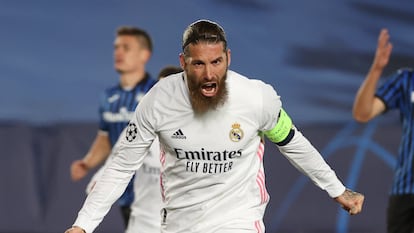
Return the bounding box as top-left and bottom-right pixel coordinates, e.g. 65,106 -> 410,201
0,1 -> 412,232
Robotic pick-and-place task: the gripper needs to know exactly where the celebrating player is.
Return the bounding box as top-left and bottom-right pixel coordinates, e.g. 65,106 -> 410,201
65,19 -> 364,233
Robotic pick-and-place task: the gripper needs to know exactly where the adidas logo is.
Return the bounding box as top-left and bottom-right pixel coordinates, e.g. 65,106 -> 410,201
171,129 -> 186,139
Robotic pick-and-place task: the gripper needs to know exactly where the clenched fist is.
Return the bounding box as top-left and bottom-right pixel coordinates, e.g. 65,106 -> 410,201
334,189 -> 365,215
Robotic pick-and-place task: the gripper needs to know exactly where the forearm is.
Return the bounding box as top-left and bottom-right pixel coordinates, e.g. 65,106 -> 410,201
82,134 -> 112,169
353,64 -> 383,122
277,127 -> 346,198
82,151 -> 110,170
73,164 -> 135,233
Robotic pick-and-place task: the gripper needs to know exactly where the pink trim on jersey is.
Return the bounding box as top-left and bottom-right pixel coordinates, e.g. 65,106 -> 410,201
160,146 -> 166,167
257,141 -> 264,160
160,147 -> 166,202
254,220 -> 263,233
255,142 -> 268,204
256,170 -> 268,204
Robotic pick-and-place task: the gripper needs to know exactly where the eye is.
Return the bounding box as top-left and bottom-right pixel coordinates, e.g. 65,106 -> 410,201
212,58 -> 223,65
193,61 -> 204,67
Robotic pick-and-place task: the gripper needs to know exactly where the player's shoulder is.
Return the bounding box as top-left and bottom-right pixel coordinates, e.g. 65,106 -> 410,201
140,72 -> 183,101
229,70 -> 268,83
143,75 -> 158,88
396,67 -> 414,76
384,67 -> 414,84
154,72 -> 184,91
397,67 -> 413,72
228,70 -> 274,93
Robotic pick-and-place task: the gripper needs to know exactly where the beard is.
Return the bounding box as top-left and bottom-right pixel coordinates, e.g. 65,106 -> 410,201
187,72 -> 228,115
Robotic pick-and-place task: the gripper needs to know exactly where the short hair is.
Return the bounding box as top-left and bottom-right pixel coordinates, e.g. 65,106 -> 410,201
116,26 -> 153,52
157,65 -> 183,80
182,19 -> 227,53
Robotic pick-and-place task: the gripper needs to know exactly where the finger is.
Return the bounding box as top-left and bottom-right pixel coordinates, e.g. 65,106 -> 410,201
349,202 -> 363,215
349,206 -> 358,215
379,29 -> 389,44
356,195 -> 365,209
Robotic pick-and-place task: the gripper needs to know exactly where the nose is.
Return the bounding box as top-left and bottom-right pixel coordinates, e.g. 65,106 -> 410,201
115,51 -> 121,58
203,64 -> 213,81
114,46 -> 124,57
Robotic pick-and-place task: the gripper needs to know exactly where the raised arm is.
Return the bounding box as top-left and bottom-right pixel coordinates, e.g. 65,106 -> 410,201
352,28 -> 393,122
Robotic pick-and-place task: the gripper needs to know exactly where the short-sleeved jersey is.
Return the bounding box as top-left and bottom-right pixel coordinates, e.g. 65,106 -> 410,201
75,70 -> 345,233
98,73 -> 157,207
375,68 -> 414,195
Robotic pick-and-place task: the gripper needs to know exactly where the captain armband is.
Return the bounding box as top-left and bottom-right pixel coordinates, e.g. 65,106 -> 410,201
264,108 -> 295,146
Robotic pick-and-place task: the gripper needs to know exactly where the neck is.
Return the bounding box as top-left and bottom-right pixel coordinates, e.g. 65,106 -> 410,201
119,69 -> 146,88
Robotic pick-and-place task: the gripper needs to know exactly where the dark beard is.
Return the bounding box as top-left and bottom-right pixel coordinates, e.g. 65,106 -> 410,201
188,73 -> 228,115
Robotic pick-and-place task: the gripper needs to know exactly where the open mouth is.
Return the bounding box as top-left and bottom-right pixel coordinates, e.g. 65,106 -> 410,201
201,82 -> 218,97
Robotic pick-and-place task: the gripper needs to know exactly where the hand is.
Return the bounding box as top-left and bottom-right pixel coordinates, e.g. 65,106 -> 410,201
70,160 -> 90,181
334,189 -> 364,215
372,28 -> 393,70
64,226 -> 86,233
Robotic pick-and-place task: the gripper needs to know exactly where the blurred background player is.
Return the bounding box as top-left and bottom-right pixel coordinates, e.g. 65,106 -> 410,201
70,25 -> 156,229
353,29 -> 414,233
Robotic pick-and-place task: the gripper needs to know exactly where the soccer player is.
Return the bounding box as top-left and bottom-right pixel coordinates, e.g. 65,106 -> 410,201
69,26 -> 156,228
353,28 -> 414,233
65,19 -> 364,233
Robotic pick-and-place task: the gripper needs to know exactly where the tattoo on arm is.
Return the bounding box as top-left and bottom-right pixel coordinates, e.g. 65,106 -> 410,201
343,189 -> 360,200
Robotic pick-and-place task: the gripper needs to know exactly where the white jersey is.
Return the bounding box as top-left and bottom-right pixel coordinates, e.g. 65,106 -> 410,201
74,70 -> 345,233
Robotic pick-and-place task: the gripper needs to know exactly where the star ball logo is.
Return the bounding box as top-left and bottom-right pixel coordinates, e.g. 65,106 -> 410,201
126,122 -> 138,142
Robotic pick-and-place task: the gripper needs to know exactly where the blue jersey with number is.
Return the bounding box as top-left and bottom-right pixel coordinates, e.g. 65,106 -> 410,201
98,74 -> 157,206
375,68 -> 414,195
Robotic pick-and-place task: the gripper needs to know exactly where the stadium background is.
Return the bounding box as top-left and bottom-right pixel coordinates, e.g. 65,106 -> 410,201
0,1 -> 413,232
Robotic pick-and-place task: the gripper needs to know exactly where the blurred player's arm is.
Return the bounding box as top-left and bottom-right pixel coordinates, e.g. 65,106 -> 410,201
353,28 -> 392,122
70,132 -> 111,181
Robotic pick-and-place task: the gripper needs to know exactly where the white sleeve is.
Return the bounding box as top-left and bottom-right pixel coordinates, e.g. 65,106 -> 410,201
276,126 -> 346,198
73,94 -> 157,233
259,81 -> 345,198
258,81 -> 281,131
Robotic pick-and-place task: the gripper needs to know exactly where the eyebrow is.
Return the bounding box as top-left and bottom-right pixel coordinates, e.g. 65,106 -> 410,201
190,55 -> 224,65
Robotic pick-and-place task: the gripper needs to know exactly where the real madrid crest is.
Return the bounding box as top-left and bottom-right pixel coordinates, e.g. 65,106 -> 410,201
229,122 -> 244,142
